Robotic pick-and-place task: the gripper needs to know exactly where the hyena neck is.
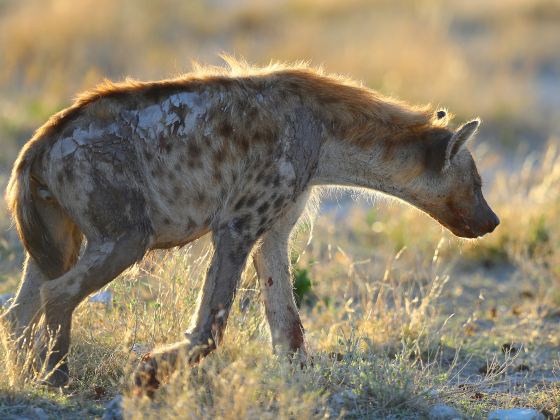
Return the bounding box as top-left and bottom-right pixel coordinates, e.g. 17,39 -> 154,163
311,121 -> 420,198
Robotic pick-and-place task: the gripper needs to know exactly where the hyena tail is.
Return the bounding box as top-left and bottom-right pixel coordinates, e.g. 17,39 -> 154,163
5,138 -> 81,280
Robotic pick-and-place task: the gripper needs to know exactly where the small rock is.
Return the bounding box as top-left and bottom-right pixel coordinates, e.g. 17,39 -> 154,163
429,404 -> 462,419
488,408 -> 545,420
0,293 -> 15,308
89,290 -> 113,306
102,395 -> 123,420
33,407 -> 48,420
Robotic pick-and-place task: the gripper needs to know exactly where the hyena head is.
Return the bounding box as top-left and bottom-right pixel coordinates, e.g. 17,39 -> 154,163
395,117 -> 499,238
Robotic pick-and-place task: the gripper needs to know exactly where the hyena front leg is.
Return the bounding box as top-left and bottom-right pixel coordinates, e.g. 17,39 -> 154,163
253,193 -> 309,358
134,225 -> 256,395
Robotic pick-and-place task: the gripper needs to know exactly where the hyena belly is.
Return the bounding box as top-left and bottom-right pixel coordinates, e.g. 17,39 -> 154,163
44,89 -> 283,248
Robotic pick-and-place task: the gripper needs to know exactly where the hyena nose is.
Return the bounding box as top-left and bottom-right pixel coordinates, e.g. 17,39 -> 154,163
485,211 -> 500,233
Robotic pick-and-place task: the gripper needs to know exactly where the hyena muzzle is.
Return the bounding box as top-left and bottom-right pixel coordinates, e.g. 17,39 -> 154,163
1,61 -> 498,393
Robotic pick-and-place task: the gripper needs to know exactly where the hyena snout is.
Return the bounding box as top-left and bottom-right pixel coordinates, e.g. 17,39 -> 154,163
474,201 -> 500,236
460,194 -> 500,238
442,192 -> 499,238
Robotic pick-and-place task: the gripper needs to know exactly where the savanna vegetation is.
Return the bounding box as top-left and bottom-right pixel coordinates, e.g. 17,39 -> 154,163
0,0 -> 559,418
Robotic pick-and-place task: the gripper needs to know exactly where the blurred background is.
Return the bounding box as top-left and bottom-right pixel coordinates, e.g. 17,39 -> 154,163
0,0 -> 559,169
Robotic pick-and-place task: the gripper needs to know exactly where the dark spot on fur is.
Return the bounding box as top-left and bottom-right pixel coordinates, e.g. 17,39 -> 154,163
257,202 -> 270,214
218,121 -> 233,138
238,137 -> 250,154
214,148 -> 226,164
267,277 -> 273,286
188,142 -> 201,158
151,165 -> 163,178
173,185 -> 181,196
163,218 -> 170,225
234,196 -> 246,211
196,192 -> 207,205
187,159 -> 202,169
232,214 -> 251,232
174,162 -> 181,172
273,195 -> 285,209
261,173 -> 273,185
85,167 -> 151,238
57,172 -> 64,183
245,194 -> 258,208
64,165 -> 74,182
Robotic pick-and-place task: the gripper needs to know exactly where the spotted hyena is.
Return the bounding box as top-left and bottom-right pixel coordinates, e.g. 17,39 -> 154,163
2,59 -> 499,391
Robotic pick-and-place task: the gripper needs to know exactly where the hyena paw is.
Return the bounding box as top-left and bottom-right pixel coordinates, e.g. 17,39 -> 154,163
41,362 -> 70,387
132,339 -> 216,397
133,353 -> 161,398
182,333 -> 216,363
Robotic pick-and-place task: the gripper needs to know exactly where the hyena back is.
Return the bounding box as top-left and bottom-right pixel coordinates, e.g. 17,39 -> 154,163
3,60 -> 498,390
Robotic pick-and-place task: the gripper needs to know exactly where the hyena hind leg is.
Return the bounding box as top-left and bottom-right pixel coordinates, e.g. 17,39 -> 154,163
2,256 -> 50,342
2,229 -> 81,352
39,229 -> 149,386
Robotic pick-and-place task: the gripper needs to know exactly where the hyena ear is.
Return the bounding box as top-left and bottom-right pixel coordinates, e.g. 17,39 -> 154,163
444,119 -> 480,169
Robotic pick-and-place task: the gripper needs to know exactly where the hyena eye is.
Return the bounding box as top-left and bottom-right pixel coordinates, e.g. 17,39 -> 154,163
436,110 -> 446,119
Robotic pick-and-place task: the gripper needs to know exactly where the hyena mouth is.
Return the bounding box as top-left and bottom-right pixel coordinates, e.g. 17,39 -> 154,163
430,212 -> 480,239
